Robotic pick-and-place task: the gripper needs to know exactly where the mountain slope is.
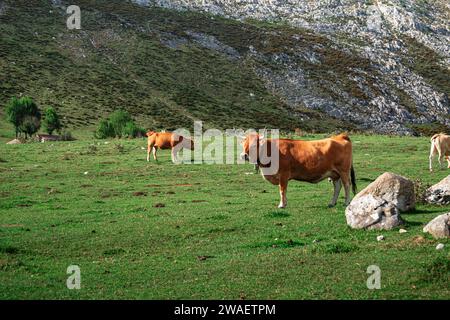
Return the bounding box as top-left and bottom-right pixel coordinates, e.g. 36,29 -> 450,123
0,0 -> 449,135
0,0 -> 351,133
139,0 -> 450,135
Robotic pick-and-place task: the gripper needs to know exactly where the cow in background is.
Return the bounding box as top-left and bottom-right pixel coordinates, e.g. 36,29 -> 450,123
146,131 -> 194,163
429,133 -> 450,172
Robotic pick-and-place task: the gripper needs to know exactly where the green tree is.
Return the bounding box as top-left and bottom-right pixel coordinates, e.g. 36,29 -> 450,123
108,110 -> 132,138
4,96 -> 41,138
5,97 -> 23,138
20,115 -> 41,138
42,107 -> 62,135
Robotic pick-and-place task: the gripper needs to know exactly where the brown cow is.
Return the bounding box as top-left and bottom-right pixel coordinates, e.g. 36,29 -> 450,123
429,133 -> 450,172
240,133 -> 356,208
146,131 -> 194,163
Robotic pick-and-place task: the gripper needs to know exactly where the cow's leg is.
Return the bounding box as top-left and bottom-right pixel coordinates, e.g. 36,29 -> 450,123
171,148 -> 178,163
429,143 -> 436,172
434,142 -> 444,170
278,179 -> 288,209
328,179 -> 342,208
341,174 -> 351,206
447,156 -> 450,168
438,152 -> 444,170
153,147 -> 158,161
147,143 -> 153,162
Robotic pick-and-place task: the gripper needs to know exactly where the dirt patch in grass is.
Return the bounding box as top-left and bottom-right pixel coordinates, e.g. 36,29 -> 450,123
132,191 -> 147,196
153,203 -> 165,208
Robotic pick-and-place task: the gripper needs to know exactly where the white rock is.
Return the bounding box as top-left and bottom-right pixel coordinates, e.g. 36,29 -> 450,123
84,171 -> 89,175
377,235 -> 385,241
352,172 -> 415,212
425,176 -> 450,205
399,229 -> 407,233
436,243 -> 444,250
345,194 -> 403,230
423,213 -> 450,239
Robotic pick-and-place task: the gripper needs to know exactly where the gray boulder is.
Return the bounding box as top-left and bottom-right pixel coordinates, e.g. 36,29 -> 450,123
423,213 -> 450,239
352,172 -> 415,212
425,176 -> 450,205
345,194 -> 404,230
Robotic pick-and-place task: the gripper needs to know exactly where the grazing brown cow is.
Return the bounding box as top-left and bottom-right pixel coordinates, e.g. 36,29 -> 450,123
146,131 -> 194,163
429,133 -> 450,172
240,133 -> 356,208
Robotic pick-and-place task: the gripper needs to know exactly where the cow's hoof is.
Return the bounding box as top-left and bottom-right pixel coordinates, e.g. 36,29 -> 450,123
277,204 -> 286,209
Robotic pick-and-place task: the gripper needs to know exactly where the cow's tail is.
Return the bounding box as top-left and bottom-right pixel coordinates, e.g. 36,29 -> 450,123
350,164 -> 357,195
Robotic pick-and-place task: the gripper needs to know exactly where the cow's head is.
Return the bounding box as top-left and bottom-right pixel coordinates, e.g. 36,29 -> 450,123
146,130 -> 156,137
240,133 -> 264,164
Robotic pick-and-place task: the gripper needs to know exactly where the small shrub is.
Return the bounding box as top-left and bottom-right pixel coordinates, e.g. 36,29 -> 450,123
95,119 -> 114,139
122,121 -> 145,138
42,107 -> 62,135
109,110 -> 132,138
95,111 -> 143,138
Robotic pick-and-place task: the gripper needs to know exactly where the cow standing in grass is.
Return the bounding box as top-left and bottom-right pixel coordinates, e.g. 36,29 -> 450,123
146,131 -> 194,163
240,133 -> 356,208
429,133 -> 450,172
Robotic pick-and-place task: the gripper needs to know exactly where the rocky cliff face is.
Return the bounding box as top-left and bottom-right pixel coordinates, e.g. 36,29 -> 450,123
134,0 -> 450,134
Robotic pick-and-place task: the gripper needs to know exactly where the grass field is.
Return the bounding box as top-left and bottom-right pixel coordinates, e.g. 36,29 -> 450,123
0,128 -> 449,300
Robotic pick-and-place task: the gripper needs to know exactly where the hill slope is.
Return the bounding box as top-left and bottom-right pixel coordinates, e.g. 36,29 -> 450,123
0,0 -> 351,133
0,0 -> 449,134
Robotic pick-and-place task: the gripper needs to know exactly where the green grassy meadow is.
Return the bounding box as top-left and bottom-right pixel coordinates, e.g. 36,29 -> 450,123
0,127 -> 449,299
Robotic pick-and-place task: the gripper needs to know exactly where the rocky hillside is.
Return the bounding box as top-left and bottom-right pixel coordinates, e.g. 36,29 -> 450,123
138,0 -> 450,135
0,0 -> 449,135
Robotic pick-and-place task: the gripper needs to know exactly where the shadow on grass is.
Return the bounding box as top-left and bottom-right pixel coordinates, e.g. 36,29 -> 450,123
249,239 -> 305,249
267,211 -> 290,218
358,177 -> 375,183
312,242 -> 359,254
0,245 -> 20,254
401,220 -> 423,227
404,208 -> 446,215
